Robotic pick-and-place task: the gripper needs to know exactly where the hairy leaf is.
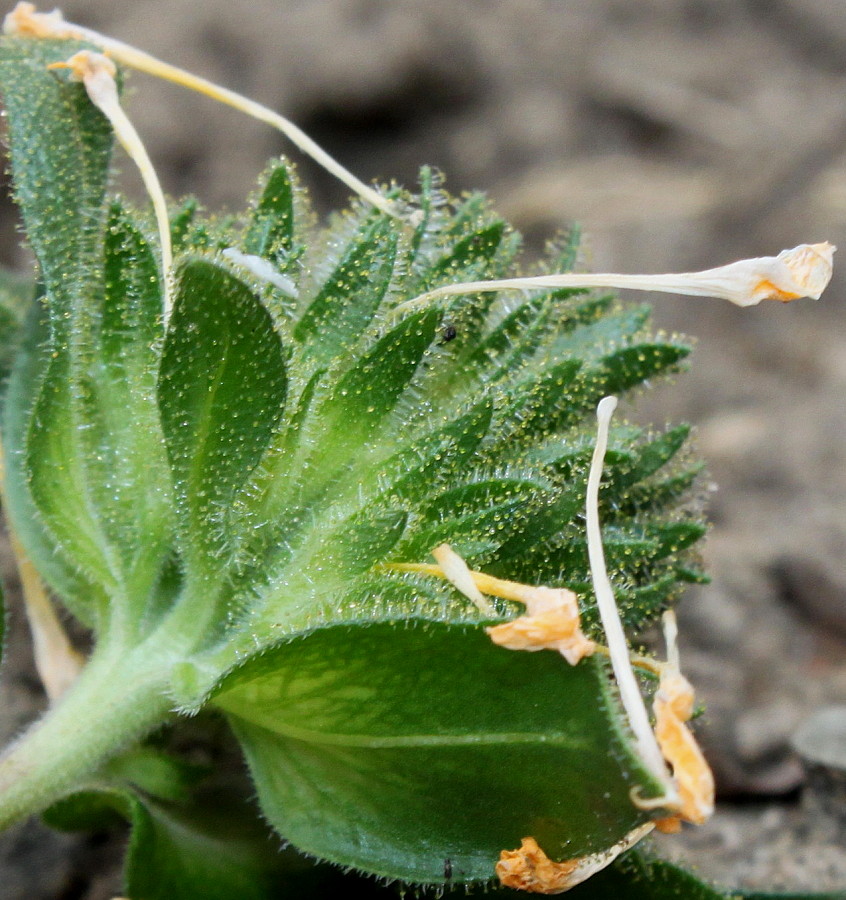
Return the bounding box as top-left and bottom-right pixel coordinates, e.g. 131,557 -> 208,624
215,622 -> 667,885
0,38 -> 113,327
159,258 -> 287,568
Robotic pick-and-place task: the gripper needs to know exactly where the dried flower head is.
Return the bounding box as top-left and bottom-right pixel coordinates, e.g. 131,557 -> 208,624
496,826 -> 654,894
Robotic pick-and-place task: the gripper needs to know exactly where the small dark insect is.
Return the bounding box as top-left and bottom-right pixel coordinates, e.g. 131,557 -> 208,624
443,858 -> 453,881
439,324 -> 457,345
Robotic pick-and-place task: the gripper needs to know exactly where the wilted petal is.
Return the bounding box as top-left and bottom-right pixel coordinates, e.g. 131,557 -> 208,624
658,241 -> 836,307
431,543 -> 495,615
648,612 -> 715,826
3,2 -> 67,37
496,826 -> 654,894
4,3 -> 402,219
486,586 -> 595,665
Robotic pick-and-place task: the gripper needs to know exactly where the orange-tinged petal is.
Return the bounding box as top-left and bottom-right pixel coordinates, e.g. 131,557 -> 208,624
653,815 -> 683,834
653,688 -> 714,825
3,2 -> 67,38
650,614 -> 715,825
496,826 -> 654,894
486,587 -> 595,665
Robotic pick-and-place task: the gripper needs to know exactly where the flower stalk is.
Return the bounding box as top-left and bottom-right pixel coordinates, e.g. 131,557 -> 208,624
0,643 -> 171,831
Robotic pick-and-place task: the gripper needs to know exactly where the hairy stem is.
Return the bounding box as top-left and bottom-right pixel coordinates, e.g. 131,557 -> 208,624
0,643 -> 171,831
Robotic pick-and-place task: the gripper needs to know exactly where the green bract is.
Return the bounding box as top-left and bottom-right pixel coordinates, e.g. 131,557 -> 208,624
0,31 -> 794,900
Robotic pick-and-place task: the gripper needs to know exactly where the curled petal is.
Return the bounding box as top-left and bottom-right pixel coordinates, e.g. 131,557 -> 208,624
653,676 -> 714,825
650,612 -> 715,825
496,826 -> 654,894
674,242 -> 835,307
486,587 -> 595,665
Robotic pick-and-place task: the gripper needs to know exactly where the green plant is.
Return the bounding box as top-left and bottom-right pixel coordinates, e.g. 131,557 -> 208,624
0,5 -> 837,898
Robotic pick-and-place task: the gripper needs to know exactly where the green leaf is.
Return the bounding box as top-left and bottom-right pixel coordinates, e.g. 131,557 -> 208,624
598,344 -> 690,394
170,197 -> 199,252
294,216 -> 398,366
498,358 -> 584,440
214,622 -> 666,885
244,159 -> 300,268
101,203 -> 164,365
158,259 -> 287,566
427,220 -> 510,285
620,425 -> 691,487
398,472 -> 558,562
22,204 -> 173,619
46,778 -> 298,900
73,203 -> 173,606
1,296 -> 100,620
312,310 -> 439,465
376,399 -> 494,504
0,266 -> 29,382
0,38 -> 114,324
26,352 -> 118,594
307,508 -> 409,577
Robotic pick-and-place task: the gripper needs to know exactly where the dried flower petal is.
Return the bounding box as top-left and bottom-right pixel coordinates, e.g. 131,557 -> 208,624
486,586 -> 595,665
2,2 -> 64,38
496,826 -> 654,894
651,612 -> 715,825
4,3 -> 402,220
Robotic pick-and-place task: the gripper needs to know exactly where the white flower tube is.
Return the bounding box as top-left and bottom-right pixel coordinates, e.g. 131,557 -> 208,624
50,50 -> 174,321
396,243 -> 835,314
586,397 -> 676,795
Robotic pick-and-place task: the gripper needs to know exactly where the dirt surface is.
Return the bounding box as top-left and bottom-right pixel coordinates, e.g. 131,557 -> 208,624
2,1 -> 846,896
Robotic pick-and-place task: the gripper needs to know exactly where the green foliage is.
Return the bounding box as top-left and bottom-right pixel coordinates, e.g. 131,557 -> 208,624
215,624 -> 664,883
0,32 -> 791,900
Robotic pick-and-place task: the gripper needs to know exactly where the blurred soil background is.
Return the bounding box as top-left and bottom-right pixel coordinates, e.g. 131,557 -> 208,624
2,0 -> 846,896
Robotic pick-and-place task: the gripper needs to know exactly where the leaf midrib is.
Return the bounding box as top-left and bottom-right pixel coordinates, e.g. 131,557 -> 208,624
220,713 -> 593,750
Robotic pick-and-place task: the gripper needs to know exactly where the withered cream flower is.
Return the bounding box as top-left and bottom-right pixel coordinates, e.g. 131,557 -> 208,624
48,50 -> 174,320
485,585 -> 595,666
588,400 -> 714,829
649,611 -> 715,828
495,826 -> 654,894
5,3 -> 403,220
396,243 -> 835,314
389,545 -> 595,663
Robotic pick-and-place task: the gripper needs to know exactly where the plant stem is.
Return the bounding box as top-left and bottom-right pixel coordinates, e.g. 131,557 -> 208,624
0,643 -> 171,831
